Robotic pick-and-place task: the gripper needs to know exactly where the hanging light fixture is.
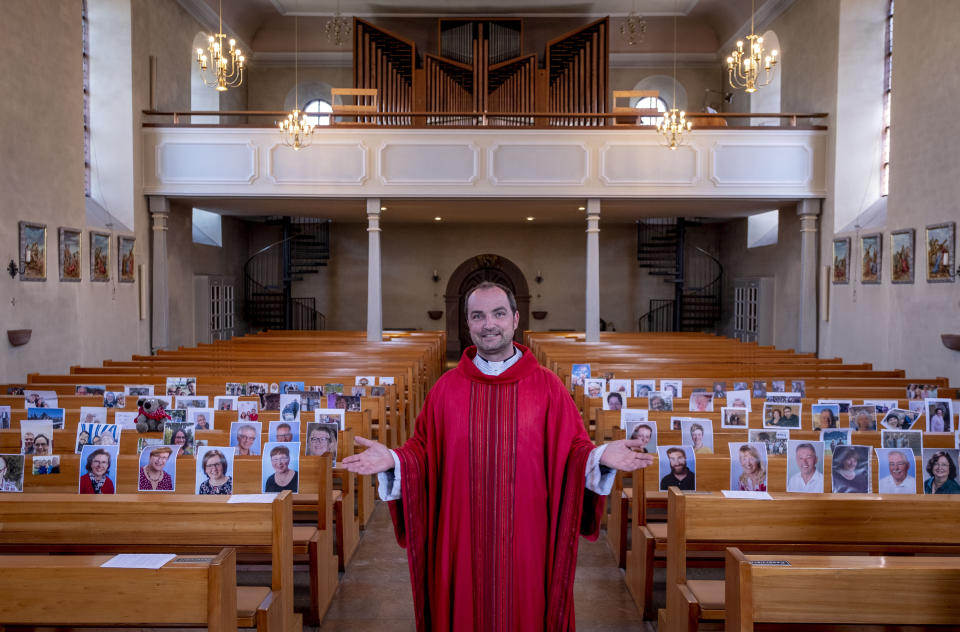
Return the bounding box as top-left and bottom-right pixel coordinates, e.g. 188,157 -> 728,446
195,0 -> 245,92
278,12 -> 315,150
620,0 -> 647,47
325,0 -> 352,47
658,10 -> 691,150
727,0 -> 779,93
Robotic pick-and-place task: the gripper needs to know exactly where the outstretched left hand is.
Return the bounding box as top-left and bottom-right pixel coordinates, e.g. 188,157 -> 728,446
599,439 -> 655,471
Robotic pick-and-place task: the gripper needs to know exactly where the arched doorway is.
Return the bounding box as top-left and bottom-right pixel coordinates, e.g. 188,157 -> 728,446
444,254 -> 530,360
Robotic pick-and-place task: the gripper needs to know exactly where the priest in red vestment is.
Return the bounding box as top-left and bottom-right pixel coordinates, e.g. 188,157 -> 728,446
343,282 -> 653,632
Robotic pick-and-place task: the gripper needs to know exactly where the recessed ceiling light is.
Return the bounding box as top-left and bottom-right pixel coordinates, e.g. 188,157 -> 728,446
380,206 -> 387,211
434,216 -> 442,221
578,206 -> 586,211
526,216 -> 535,221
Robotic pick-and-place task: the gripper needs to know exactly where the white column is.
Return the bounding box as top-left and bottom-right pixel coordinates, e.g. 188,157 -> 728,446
585,198 -> 601,342
797,199 -> 822,353
366,198 -> 383,342
148,196 -> 170,353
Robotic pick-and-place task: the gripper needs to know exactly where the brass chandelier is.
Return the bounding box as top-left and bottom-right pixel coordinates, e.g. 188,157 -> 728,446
727,0 -> 779,93
619,0 -> 647,47
195,0 -> 245,92
658,11 -> 691,150
278,13 -> 315,150
325,0 -> 352,47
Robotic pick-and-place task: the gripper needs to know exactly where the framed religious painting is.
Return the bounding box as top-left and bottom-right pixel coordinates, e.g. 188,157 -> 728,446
117,236 -> 135,283
18,221 -> 46,282
890,228 -> 915,284
90,231 -> 110,282
926,222 -> 955,283
860,233 -> 881,284
58,227 -> 82,282
832,237 -> 850,284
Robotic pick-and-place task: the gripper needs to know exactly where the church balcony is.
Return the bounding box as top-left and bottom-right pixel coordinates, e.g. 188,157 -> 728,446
141,112 -> 827,201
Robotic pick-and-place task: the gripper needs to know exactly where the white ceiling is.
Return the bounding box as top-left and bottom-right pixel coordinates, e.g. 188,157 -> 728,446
271,0 -> 700,17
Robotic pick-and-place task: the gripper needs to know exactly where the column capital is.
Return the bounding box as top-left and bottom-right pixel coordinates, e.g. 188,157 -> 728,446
796,198 -> 822,217
148,195 -> 170,216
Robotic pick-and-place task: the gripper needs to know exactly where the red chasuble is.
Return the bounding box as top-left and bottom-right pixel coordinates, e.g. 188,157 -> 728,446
389,344 -> 604,632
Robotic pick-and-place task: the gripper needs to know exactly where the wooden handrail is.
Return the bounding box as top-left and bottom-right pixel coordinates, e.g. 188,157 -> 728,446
142,109 -> 827,121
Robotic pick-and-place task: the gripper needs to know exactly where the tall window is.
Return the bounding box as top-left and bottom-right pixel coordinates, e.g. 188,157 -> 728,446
82,0 -> 91,197
635,96 -> 666,126
881,0 -> 894,196
304,99 -> 333,127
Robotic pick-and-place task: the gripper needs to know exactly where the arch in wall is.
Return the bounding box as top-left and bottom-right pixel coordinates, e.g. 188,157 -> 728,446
444,254 -> 530,360
749,30 -> 782,125
283,81 -> 339,111
191,31 -> 220,123
632,75 -> 688,111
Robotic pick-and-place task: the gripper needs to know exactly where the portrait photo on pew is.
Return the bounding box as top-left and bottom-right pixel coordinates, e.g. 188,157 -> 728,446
237,400 -> 259,421
225,381 -> 247,396
175,396 -> 208,410
355,375 -> 376,387
633,379 -> 655,398
125,384 -> 154,397
165,376 -> 197,397
26,406 -> 65,430
20,420 -> 54,455
315,408 -> 345,430
848,404 -> 878,431
881,407 -> 921,430
75,384 -> 106,396
624,421 -> 656,454
214,395 -> 238,411
230,421 -> 262,456
583,378 -> 605,399
79,406 -> 107,425
102,391 -> 126,409
188,407 -> 214,430
725,389 -> 751,412
749,428 -> 789,455
0,405 -> 11,429
196,446 -> 235,495
279,394 -> 301,422
925,398 -> 955,433
75,422 -> 119,453
820,398 -> 852,414
602,391 -> 624,411
875,448 -> 918,494
660,379 -> 682,399
681,419 -> 714,454
608,379 -> 631,396
712,381 -> 726,399
648,391 -> 673,412
138,445 -> 179,492
79,444 -> 118,494
279,381 -> 305,394
570,363 -> 590,388
32,455 -> 60,475
864,399 -> 897,415
305,422 -> 338,465
24,389 -> 58,408
270,420 -> 300,443
921,448 -> 960,494
262,441 -> 300,493
729,442 -> 768,492
721,406 -> 749,429
0,454 -> 24,492
786,440 -> 825,493
688,391 -> 714,412
163,422 -> 196,456
811,403 -> 841,431
658,445 -> 696,491
762,402 -> 802,429
880,429 -> 923,457
831,445 -> 872,493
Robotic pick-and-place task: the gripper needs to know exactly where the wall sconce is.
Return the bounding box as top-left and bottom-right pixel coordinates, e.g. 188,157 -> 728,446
432,269 -> 440,283
535,270 -> 543,284
7,259 -> 24,279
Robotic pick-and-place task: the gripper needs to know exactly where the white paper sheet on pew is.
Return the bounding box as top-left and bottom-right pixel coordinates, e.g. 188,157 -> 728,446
721,490 -> 773,500
228,493 -> 279,503
101,553 -> 177,569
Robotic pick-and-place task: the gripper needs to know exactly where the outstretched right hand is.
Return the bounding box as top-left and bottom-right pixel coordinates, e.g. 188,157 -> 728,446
340,436 -> 395,475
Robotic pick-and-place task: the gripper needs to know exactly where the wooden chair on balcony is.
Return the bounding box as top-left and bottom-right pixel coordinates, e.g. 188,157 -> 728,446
331,88 -> 379,126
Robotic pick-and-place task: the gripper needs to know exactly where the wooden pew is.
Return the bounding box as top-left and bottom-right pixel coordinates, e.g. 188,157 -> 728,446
0,492 -> 300,632
725,547 -> 960,630
0,549 -> 237,632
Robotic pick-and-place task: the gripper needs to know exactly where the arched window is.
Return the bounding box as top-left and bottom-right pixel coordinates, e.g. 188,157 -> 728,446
304,99 -> 333,127
635,96 -> 667,125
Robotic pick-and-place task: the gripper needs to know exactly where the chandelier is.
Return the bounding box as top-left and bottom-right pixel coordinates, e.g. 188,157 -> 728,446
727,0 -> 779,93
279,14 -> 315,150
620,0 -> 647,46
195,0 -> 245,92
325,0 -> 352,47
658,11 -> 691,150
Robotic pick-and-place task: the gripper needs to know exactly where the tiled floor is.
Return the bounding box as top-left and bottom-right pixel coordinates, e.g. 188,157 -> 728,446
314,502 -> 655,632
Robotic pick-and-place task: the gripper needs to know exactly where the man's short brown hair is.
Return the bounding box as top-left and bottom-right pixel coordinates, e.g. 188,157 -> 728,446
464,281 -> 518,317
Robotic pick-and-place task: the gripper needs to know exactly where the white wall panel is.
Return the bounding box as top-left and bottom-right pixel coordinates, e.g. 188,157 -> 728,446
378,142 -> 478,185
268,143 -> 367,185
489,143 -> 588,185
156,141 -> 257,184
599,143 -> 699,185
710,143 -> 812,187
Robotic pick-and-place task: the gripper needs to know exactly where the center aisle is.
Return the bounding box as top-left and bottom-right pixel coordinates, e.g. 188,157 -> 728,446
317,501 -> 652,631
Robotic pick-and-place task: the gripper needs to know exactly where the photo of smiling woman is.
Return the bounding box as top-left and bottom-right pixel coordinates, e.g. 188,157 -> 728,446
79,445 -> 118,494
262,442 -> 300,493
138,445 -> 178,492
196,446 -> 235,495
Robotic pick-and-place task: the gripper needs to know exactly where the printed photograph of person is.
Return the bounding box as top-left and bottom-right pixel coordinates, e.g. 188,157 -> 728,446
306,422 -> 339,465
20,420 -> 53,455
125,384 -> 153,397
163,422 -> 196,456
881,429 -> 923,457
728,442 -> 768,492
214,396 -> 238,411
633,380 -> 656,398
925,399 -> 954,433
24,390 -> 57,408
603,391 -> 624,412
0,454 -> 25,492
79,445 -> 118,494
356,376 -> 376,387
863,400 -> 897,416
726,389 -> 752,412
748,429 -> 790,456
785,441 -> 825,493
660,380 -> 682,399
688,392 -> 714,412
712,382 -> 726,400
822,428 -> 852,457
351,385 -> 366,397
188,407 -> 214,431
79,406 -> 107,425
848,405 -> 878,432
230,422 -> 262,456
138,445 -> 178,492
95,425 -> 119,446
791,380 -> 806,397
811,404 -> 840,431
831,445 -> 871,493
619,408 -> 648,429
762,403 -> 801,429
648,391 -> 673,412
681,420 -> 713,454
165,377 -> 197,397
195,446 -> 235,495
237,400 -> 259,421
76,385 -> 106,396
0,406 -> 9,430
570,364 -> 590,388
624,422 -> 656,454
876,448 -> 917,494
921,449 -> 960,495
175,396 -> 208,410
32,456 -> 60,475
907,384 -> 937,401
880,408 -> 920,431
751,381 -> 767,398
721,407 -> 748,429
262,442 -> 300,493
657,445 -> 695,491
315,409 -> 345,430
771,380 -> 785,393
102,391 -> 125,409
583,379 -> 605,399
270,420 -> 300,443
607,379 -> 630,396
820,399 -> 852,414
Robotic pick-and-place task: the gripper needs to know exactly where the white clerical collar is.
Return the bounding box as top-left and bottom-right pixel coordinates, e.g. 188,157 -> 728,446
473,345 -> 522,376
